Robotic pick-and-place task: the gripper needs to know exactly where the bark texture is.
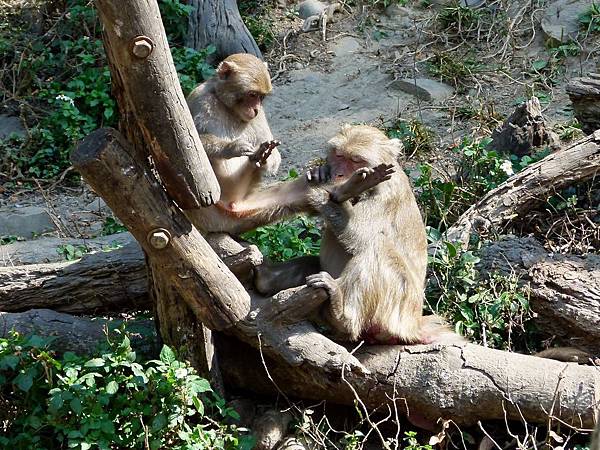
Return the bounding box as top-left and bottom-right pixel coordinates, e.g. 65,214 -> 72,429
479,236 -> 600,354
0,242 -> 147,314
186,0 -> 262,62
95,0 -> 220,209
489,97 -> 559,156
71,128 -> 250,331
445,130 -> 600,248
566,74 -> 600,134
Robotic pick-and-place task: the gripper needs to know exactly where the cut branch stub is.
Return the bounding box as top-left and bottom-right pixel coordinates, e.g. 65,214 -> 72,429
95,0 -> 220,209
71,128 -> 250,330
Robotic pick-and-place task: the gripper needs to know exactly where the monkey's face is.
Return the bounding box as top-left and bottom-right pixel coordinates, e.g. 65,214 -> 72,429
327,125 -> 396,182
215,54 -> 272,123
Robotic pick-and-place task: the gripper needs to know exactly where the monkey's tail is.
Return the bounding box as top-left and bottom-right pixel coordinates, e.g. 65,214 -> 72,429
420,314 -> 466,346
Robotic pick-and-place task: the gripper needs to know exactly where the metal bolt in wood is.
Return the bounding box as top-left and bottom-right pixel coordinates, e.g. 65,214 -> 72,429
148,228 -> 171,249
131,36 -> 154,59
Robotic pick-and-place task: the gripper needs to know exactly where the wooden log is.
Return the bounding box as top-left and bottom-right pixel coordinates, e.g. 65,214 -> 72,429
445,130 -> 600,248
0,309 -> 158,357
185,0 -> 262,63
71,127 -> 250,331
566,74 -> 600,134
0,242 -> 147,314
479,236 -> 600,354
217,335 -> 600,429
95,0 -> 220,209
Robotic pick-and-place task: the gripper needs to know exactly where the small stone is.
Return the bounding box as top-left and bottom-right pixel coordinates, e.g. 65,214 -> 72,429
541,0 -> 596,43
298,0 -> 326,19
293,62 -> 304,70
389,78 -> 454,102
0,114 -> 25,140
0,206 -> 55,237
333,37 -> 361,58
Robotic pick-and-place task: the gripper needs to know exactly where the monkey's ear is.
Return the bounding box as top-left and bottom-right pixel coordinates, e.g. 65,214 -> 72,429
216,61 -> 238,79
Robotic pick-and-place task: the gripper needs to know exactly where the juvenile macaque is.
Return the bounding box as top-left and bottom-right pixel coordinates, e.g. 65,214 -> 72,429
267,125 -> 461,345
185,53 -> 282,233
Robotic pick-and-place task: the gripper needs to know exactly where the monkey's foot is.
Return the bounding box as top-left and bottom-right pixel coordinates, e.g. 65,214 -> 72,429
331,163 -> 394,203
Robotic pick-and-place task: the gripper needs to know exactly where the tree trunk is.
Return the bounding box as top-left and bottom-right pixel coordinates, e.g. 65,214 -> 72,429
445,130 -> 600,248
71,128 -> 250,331
186,0 -> 262,63
95,0 -> 220,209
479,236 -> 600,354
566,73 -> 600,134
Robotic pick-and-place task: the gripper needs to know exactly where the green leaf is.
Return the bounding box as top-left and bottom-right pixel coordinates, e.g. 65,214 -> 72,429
70,397 -> 83,415
159,345 -> 177,364
0,355 -> 19,370
192,396 -> 204,415
14,371 -> 34,392
84,358 -> 105,367
106,380 -> 118,394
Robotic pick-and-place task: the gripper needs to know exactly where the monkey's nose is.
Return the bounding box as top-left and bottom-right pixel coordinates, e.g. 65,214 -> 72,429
252,108 -> 259,117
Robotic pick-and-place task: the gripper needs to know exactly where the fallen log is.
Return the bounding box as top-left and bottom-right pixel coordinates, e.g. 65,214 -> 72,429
479,236 -> 600,355
0,242 -> 147,314
0,309 -> 158,357
445,130 -> 600,248
566,73 -> 600,134
0,232 -> 135,266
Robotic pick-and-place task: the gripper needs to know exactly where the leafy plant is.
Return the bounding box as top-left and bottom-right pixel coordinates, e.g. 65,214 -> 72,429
101,216 -> 128,236
403,431 -> 433,450
0,235 -> 25,245
0,0 -> 214,180
238,1 -> 276,49
56,243 -> 89,261
437,3 -> 481,32
427,52 -> 482,88
0,332 -> 252,449
427,233 -> 535,350
387,118 -> 435,156
242,216 -> 321,262
580,3 -> 600,34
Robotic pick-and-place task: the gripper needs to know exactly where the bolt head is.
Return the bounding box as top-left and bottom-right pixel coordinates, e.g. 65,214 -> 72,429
132,37 -> 154,59
148,230 -> 170,249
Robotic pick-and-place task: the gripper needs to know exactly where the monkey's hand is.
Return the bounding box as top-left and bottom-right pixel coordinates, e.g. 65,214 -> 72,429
330,163 -> 394,203
249,140 -> 281,168
221,139 -> 256,159
305,164 -> 331,185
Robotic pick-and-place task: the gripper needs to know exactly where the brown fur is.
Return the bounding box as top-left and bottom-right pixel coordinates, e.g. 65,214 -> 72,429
184,53 -> 282,234
306,125 -> 463,345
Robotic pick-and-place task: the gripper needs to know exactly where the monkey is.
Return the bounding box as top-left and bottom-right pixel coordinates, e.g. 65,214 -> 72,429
184,53 -> 283,234
257,124 -> 463,345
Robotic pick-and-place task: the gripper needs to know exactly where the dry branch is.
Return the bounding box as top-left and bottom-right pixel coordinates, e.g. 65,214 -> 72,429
446,130 -> 600,248
95,0 -> 219,209
479,236 -> 600,354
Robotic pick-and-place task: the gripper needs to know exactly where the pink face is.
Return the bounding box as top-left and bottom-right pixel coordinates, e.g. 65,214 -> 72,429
329,150 -> 366,181
239,92 -> 264,122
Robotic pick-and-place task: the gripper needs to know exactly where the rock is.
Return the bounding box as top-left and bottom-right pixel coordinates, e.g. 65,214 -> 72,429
298,0 -> 326,19
389,78 -> 454,102
333,36 -> 361,58
0,206 -> 55,237
0,114 -> 25,140
384,4 -> 411,17
253,409 -> 293,450
541,0 -> 596,43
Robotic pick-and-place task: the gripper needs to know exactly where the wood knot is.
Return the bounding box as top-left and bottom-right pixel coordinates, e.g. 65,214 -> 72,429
131,36 -> 154,59
147,228 -> 171,249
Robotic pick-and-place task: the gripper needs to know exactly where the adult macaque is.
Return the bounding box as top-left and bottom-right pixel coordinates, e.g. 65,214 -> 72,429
260,125 -> 462,345
185,53 -> 282,233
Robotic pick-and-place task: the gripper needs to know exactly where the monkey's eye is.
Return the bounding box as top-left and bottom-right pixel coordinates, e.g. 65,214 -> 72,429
248,92 -> 265,101
351,156 -> 363,163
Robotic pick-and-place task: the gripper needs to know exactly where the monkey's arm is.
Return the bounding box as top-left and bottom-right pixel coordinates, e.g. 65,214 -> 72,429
199,133 -> 255,160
